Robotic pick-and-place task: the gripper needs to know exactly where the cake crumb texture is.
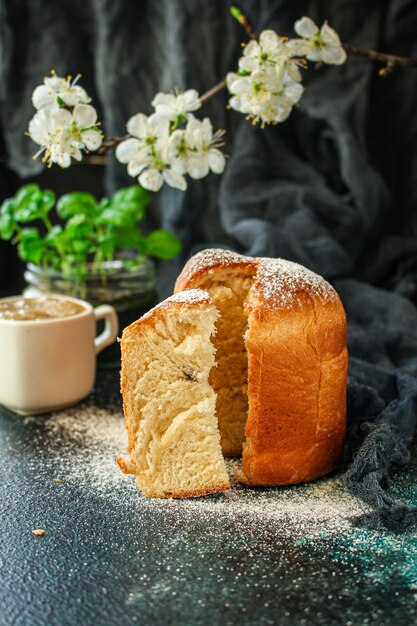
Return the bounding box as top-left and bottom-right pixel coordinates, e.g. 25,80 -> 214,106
119,290 -> 230,498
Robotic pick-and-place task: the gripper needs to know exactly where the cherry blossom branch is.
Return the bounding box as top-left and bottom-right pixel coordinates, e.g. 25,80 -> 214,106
29,8 -> 417,185
99,84 -> 228,154
99,7 -> 417,155
232,5 -> 417,76
200,79 -> 227,104
98,134 -> 128,154
342,43 -> 417,76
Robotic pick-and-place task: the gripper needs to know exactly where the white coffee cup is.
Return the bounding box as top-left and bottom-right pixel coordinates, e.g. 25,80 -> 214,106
0,294 -> 118,415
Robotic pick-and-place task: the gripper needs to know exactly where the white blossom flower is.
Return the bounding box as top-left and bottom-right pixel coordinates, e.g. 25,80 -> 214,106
227,62 -> 303,126
226,25 -> 310,126
165,129 -> 189,175
28,71 -> 102,169
227,69 -> 276,121
116,112 -> 187,192
238,30 -> 289,73
284,59 -> 303,83
138,166 -> 186,192
122,111 -> 171,170
294,17 -> 347,65
28,104 -> 102,167
151,89 -> 201,122
31,72 -> 91,111
117,110 -> 226,191
183,118 -> 226,179
284,38 -> 313,57
165,118 -> 226,179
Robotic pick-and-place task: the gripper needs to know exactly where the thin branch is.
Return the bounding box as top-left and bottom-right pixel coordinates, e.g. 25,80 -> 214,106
81,155 -> 107,166
232,4 -> 417,77
99,84 -> 229,153
200,79 -> 227,104
98,8 -> 417,155
98,134 -> 129,154
343,43 -> 417,76
230,6 -> 257,39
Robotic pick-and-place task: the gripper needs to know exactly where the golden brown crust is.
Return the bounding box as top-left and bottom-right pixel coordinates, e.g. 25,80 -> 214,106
174,249 -> 256,293
175,249 -> 348,487
122,288 -> 212,334
116,454 -> 136,475
140,481 -> 230,499
241,295 -> 347,486
174,250 -> 338,313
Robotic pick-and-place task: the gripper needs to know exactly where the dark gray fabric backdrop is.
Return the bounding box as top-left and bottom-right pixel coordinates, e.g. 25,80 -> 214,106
1,0 -> 417,529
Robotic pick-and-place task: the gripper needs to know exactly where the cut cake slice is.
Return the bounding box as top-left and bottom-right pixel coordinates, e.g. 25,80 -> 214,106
117,289 -> 230,498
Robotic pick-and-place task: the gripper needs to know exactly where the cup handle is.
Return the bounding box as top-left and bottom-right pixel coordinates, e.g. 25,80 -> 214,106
94,305 -> 119,354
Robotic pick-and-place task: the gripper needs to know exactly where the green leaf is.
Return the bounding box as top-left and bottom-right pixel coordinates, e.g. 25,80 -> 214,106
109,185 -> 150,221
99,198 -> 111,210
0,198 -> 16,217
13,184 -> 51,220
57,192 -> 98,220
0,211 -> 15,240
15,194 -> 53,223
51,216 -> 95,262
43,226 -> 65,262
99,208 -> 134,228
237,70 -> 251,76
15,204 -> 42,223
72,239 -> 92,255
112,226 -> 144,250
44,224 -> 63,244
118,201 -> 147,221
100,199 -> 148,226
144,230 -> 181,260
17,229 -> 45,264
111,184 -> 150,207
0,199 -> 17,239
39,190 -> 55,213
3,183 -> 181,272
62,214 -> 94,241
15,184 -> 40,206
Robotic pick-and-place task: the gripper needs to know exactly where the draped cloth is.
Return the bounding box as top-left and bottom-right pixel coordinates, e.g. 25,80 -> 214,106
1,0 -> 417,530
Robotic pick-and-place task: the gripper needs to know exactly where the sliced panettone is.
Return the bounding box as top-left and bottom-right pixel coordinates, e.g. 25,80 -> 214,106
117,289 -> 230,498
175,249 -> 348,486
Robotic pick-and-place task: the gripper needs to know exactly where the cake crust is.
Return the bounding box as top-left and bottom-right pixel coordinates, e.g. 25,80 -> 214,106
174,249 -> 347,486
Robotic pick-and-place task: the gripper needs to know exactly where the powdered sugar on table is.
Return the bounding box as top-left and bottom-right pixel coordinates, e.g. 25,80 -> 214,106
17,401 -> 417,626
25,402 -> 367,541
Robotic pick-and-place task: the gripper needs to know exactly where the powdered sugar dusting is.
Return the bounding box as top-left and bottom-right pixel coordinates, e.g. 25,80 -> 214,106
28,403 -> 367,540
138,288 -> 213,324
176,248 -> 256,289
39,404 -> 127,495
7,400 -> 416,624
176,249 -> 338,311
167,289 -> 212,305
254,257 -> 337,310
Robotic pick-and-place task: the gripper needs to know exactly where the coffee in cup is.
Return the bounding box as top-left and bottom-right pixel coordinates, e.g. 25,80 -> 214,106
0,294 -> 118,415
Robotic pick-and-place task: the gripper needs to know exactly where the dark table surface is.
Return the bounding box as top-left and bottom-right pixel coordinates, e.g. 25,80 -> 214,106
1,366 -> 417,626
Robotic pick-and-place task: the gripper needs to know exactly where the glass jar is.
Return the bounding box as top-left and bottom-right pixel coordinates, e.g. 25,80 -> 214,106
24,259 -> 157,367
